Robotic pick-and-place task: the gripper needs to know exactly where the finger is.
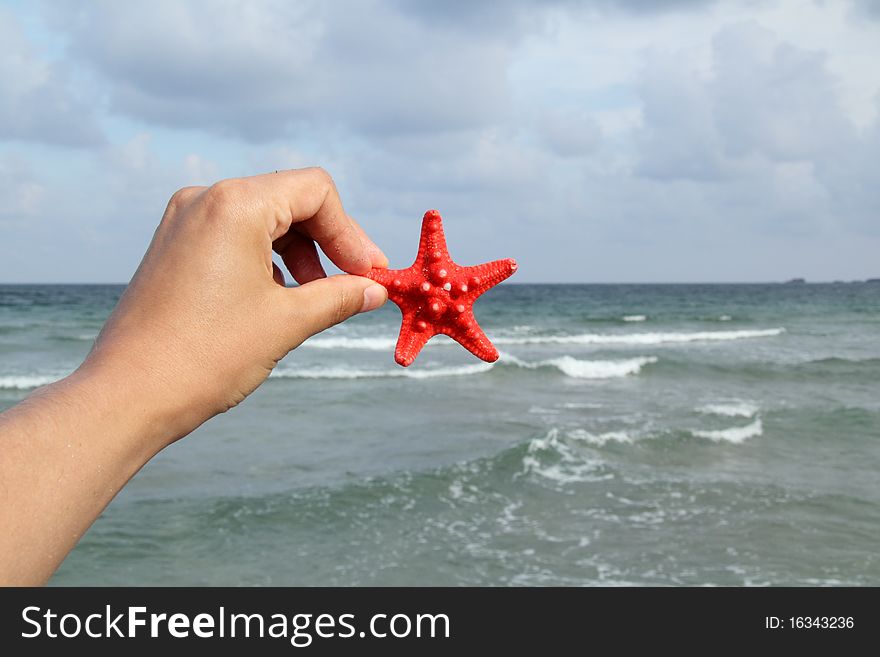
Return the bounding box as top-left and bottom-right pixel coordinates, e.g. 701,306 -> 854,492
248,168 -> 371,275
274,231 -> 327,285
348,215 -> 389,269
282,275 -> 387,346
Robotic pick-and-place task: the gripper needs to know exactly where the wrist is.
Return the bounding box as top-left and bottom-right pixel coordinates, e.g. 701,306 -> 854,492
64,358 -> 181,459
77,339 -> 224,451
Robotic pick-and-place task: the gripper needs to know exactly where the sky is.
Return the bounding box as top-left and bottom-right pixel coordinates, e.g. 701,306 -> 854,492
1,0 -> 879,283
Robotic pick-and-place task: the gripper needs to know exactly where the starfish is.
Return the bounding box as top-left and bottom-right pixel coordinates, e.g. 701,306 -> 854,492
366,209 -> 518,366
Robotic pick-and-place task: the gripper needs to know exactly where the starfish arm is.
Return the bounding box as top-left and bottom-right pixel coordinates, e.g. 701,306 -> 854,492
366,267 -> 406,288
366,265 -> 421,306
447,319 -> 500,363
394,312 -> 435,367
416,209 -> 449,267
460,258 -> 518,300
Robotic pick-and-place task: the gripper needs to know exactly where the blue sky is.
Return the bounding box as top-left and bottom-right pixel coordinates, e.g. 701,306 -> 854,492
1,0 -> 879,283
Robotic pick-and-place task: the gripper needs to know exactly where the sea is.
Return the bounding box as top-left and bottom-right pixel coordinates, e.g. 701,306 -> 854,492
1,282 -> 878,586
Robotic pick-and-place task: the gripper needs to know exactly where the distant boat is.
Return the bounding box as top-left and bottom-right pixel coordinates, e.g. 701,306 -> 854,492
784,278 -> 806,284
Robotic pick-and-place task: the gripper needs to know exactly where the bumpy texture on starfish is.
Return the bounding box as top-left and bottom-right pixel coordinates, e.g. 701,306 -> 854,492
367,209 -> 518,366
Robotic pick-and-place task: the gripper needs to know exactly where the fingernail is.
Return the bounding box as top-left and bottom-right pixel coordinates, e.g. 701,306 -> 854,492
360,284 -> 387,313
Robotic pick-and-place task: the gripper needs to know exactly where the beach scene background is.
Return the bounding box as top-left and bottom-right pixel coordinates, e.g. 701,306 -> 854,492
2,282 -> 878,585
2,1 -> 879,586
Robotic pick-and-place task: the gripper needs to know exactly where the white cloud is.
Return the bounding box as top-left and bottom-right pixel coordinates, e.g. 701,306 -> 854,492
710,21 -> 852,162
0,8 -> 103,147
48,0 -> 539,141
1,0 -> 878,282
535,108 -> 603,157
631,17 -> 879,241
0,156 -> 46,224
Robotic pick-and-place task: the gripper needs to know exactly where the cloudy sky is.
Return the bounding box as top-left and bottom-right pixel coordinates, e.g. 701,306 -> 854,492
1,0 -> 878,283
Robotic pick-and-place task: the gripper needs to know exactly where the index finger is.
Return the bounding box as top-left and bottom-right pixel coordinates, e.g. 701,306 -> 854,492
251,167 -> 371,275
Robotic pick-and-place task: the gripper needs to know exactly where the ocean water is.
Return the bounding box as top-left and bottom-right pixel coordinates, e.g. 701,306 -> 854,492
1,283 -> 879,586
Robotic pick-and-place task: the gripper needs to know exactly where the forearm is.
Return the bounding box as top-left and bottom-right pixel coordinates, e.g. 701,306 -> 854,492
0,364 -> 167,585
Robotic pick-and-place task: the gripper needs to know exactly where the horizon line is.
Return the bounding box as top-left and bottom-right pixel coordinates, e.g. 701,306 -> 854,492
1,280 -> 877,286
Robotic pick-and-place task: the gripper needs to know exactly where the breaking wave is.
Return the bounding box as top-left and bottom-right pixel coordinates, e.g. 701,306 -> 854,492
697,401 -> 759,418
691,418 -> 763,444
494,328 -> 784,346
272,355 -> 657,381
506,355 -> 657,379
0,374 -> 60,390
271,362 -> 494,380
304,328 -> 785,350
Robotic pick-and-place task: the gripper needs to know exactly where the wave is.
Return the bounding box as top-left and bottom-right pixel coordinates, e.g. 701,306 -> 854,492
508,355 -> 657,379
622,315 -> 647,322
798,356 -> 880,370
522,428 -> 612,485
304,328 -> 785,350
303,336 -> 397,350
697,401 -> 759,418
0,374 -> 60,390
691,418 -> 763,444
272,355 -> 657,382
567,429 -> 634,446
497,328 -> 785,346
3,353 -> 656,392
51,333 -> 98,342
271,362 -> 493,380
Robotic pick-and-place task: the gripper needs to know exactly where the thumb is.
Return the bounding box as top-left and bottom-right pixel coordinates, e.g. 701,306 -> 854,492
284,274 -> 387,345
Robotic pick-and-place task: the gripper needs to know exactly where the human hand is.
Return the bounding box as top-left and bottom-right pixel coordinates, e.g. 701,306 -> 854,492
82,167 -> 388,448
0,168 -> 389,583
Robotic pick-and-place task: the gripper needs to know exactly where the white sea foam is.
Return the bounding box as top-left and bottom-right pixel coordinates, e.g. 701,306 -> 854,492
304,327 -> 784,350
272,354 -> 656,381
622,315 -> 647,322
1,355 -> 654,389
303,336 -> 397,350
567,429 -> 634,446
503,325 -> 536,334
697,401 -> 759,418
719,315 -> 732,321
271,362 -> 494,380
692,418 -> 763,444
528,406 -> 561,414
522,429 -> 611,484
505,353 -> 657,380
0,374 -> 60,390
446,478 -> 488,505
495,328 -> 785,346
533,355 -> 657,379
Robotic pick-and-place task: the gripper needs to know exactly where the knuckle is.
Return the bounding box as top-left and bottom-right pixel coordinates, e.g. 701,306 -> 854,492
307,166 -> 335,191
165,186 -> 201,215
333,289 -> 353,325
204,178 -> 248,207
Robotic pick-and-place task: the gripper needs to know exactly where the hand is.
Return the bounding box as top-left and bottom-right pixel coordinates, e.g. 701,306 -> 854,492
84,167 -> 388,446
0,167 -> 388,584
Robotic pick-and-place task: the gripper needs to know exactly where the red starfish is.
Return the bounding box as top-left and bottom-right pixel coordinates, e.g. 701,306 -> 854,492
367,209 -> 518,367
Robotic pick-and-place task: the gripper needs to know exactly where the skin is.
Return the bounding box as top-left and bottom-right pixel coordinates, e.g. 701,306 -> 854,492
0,168 -> 389,585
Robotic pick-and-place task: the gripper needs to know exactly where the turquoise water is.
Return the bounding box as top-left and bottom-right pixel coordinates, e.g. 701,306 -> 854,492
1,283 -> 879,585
